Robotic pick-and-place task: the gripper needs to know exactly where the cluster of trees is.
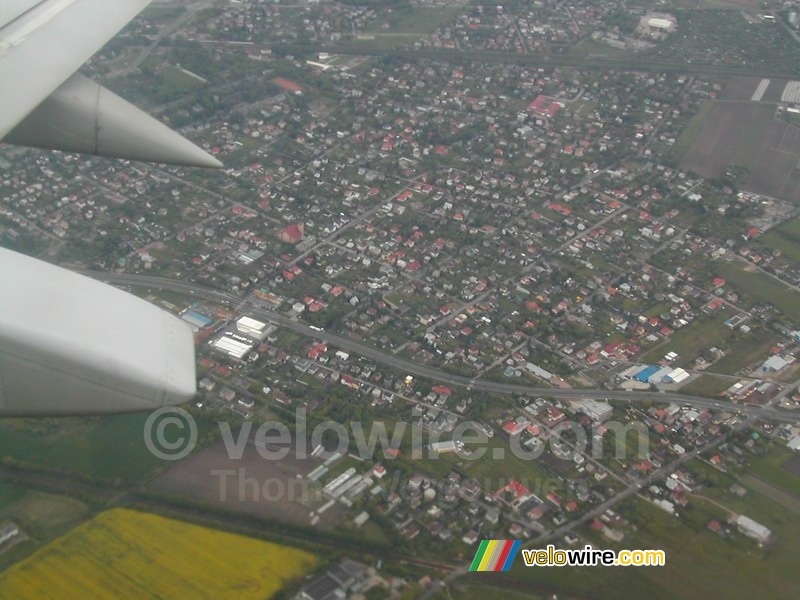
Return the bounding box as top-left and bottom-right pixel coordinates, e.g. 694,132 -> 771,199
602,11 -> 640,36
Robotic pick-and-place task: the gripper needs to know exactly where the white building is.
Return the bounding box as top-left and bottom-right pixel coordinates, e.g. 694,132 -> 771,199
212,335 -> 253,360
641,12 -> 677,32
736,515 -> 772,544
762,355 -> 790,372
235,316 -> 271,340
428,440 -> 458,454
648,17 -> 675,30
579,400 -> 613,422
665,368 -> 690,384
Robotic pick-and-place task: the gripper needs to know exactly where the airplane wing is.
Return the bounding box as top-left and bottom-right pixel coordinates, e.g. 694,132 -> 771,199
0,1 -> 210,417
0,0 -> 222,168
0,248 -> 197,416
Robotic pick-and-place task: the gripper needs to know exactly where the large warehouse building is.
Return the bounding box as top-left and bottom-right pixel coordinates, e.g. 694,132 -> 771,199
212,334 -> 254,360
235,316 -> 272,340
181,310 -> 213,332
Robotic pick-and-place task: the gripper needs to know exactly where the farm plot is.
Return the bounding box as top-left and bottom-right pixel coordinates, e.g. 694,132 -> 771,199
0,509 -> 318,599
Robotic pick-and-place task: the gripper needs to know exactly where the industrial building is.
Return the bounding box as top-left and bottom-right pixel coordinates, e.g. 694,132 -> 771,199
212,334 -> 253,360
633,365 -> 660,383
663,368 -> 690,384
622,364 -> 690,385
235,316 -> 272,340
180,309 -> 213,331
578,400 -> 613,423
641,12 -> 677,32
762,355 -> 791,373
294,559 -> 370,600
428,440 -> 458,454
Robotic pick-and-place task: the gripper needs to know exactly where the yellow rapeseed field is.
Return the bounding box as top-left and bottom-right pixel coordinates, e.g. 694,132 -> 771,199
0,508 -> 318,599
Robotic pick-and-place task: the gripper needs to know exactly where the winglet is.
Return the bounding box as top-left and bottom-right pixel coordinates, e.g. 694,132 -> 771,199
4,73 -> 223,168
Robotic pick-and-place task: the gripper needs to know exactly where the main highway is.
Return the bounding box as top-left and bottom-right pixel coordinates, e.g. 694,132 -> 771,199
86,271 -> 800,424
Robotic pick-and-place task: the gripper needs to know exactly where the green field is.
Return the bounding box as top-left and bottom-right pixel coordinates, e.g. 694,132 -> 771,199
669,100 -> 714,161
747,444 -> 800,498
508,491 -> 800,599
0,413 -> 217,483
364,7 -> 459,34
759,217 -> 800,264
344,35 -> 425,52
459,436 -> 558,495
714,260 -> 800,321
759,230 -> 800,264
640,308 -> 735,366
776,216 -> 800,238
0,491 -> 89,539
681,375 -> 733,397
710,328 -> 780,374
160,65 -> 207,94
0,485 -> 91,570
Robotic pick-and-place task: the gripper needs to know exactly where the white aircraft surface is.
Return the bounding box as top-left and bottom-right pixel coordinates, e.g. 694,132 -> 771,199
0,0 -> 220,416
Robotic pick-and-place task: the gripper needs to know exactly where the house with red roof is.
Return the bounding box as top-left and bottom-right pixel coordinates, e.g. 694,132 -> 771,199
278,223 -> 305,244
503,421 -> 527,436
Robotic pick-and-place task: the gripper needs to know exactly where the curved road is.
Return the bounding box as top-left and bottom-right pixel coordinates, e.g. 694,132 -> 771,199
85,271 -> 800,424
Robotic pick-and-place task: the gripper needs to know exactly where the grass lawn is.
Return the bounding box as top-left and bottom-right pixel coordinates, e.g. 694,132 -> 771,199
568,99 -> 596,117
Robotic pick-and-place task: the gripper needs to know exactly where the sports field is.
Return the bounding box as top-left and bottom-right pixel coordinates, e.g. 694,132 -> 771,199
0,509 -> 318,599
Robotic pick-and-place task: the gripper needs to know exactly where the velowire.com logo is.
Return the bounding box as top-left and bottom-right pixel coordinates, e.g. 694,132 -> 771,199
469,540 -> 522,572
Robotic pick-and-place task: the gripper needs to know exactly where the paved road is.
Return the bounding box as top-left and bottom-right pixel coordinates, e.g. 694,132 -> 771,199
82,271 -> 800,424
108,1 -> 213,78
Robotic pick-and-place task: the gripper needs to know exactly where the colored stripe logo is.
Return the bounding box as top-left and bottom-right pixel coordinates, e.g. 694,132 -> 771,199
469,540 -> 521,572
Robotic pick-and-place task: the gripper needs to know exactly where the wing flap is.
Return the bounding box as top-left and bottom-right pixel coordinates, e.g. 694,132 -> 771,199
0,0 -> 44,30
